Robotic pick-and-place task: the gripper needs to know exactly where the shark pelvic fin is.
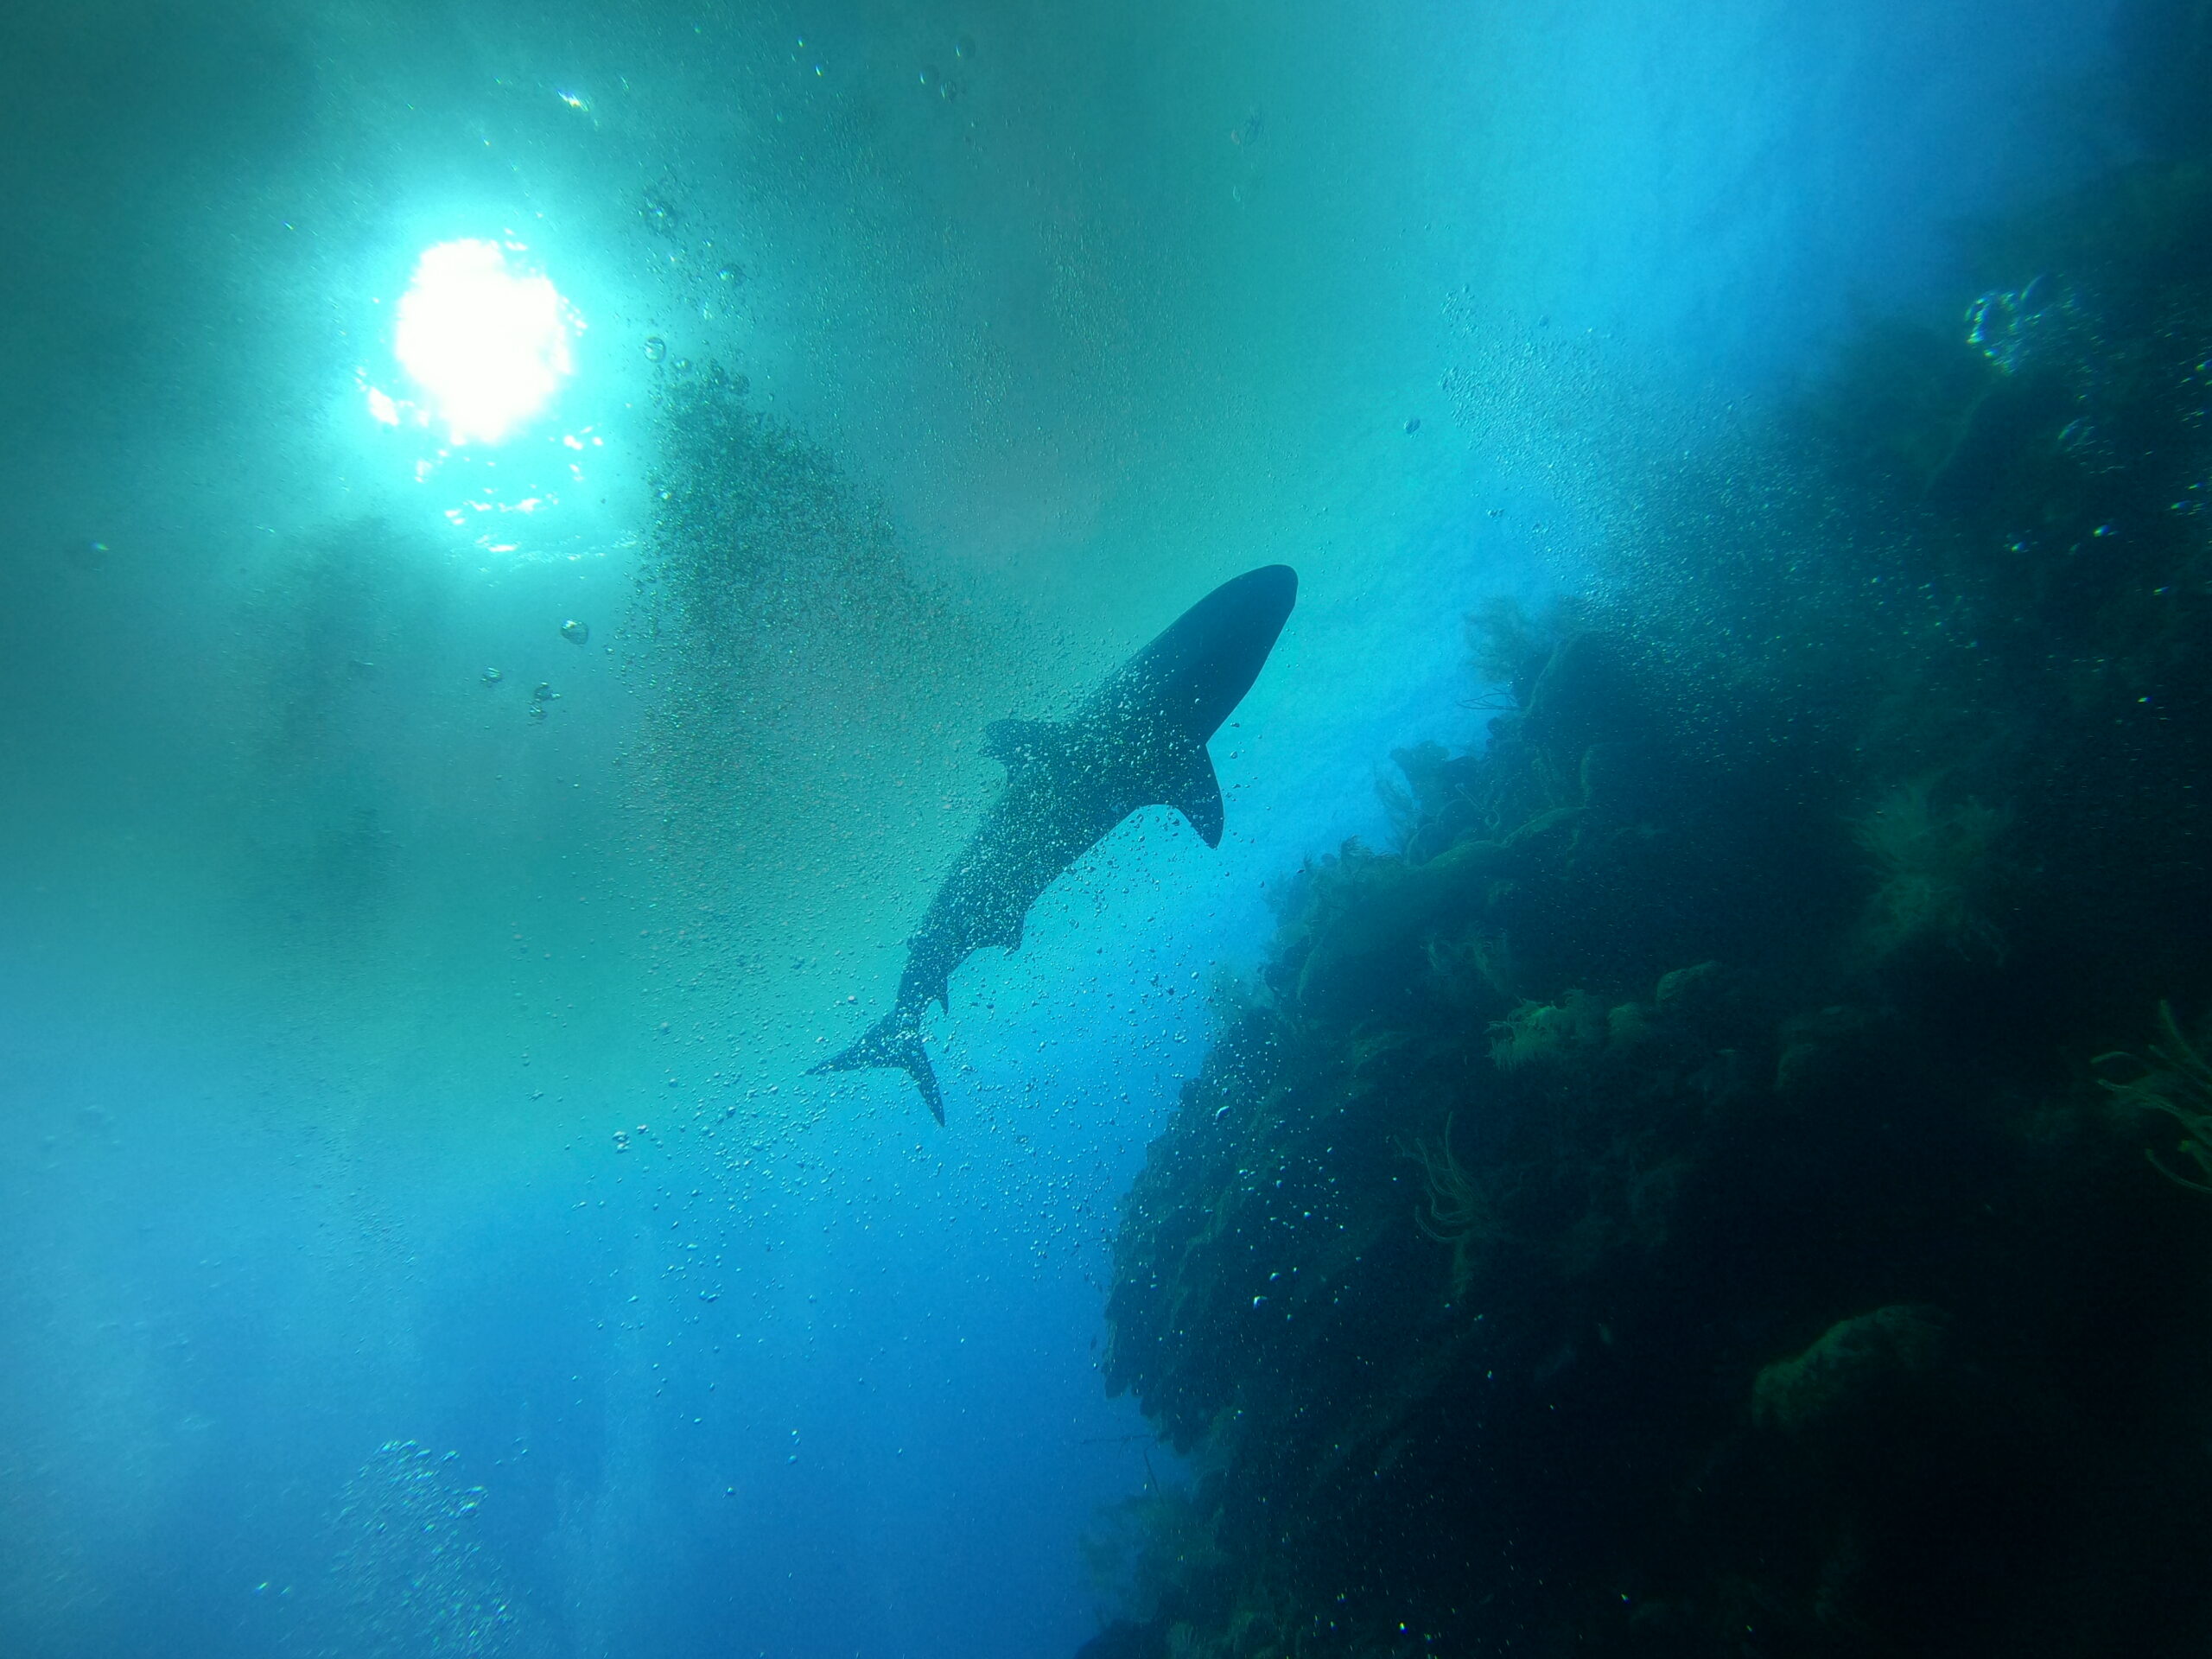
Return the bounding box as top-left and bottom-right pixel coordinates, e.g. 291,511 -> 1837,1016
810,1013 -> 945,1124
1158,737 -> 1225,849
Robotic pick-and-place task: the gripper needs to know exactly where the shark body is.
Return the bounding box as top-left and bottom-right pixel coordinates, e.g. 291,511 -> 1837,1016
813,564 -> 1297,1122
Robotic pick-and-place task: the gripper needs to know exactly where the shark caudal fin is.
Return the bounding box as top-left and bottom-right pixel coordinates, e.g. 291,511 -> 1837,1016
810,1013 -> 944,1124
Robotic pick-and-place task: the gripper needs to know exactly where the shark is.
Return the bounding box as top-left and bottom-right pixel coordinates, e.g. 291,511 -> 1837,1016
812,563 -> 1298,1122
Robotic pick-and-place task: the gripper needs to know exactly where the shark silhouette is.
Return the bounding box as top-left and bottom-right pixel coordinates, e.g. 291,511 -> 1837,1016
813,564 -> 1297,1122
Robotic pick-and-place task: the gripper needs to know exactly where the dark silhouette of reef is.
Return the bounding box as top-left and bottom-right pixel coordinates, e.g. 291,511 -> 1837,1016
1087,21 -> 2212,1655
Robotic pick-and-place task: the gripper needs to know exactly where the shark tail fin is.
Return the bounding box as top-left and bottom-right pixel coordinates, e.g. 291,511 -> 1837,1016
810,1013 -> 945,1124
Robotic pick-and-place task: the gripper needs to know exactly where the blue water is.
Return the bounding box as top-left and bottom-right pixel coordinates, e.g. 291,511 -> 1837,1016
0,3 -> 2126,1656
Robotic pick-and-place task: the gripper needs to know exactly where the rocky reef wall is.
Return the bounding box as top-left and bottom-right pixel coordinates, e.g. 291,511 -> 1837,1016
1087,18 -> 2212,1653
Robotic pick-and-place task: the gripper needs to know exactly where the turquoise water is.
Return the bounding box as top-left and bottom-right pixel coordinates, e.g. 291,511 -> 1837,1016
9,3 -> 2208,1656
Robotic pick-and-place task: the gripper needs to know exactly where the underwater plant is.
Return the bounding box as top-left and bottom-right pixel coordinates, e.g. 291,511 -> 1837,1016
2097,1000 -> 2212,1191
1421,928 -> 1514,1015
1462,592 -> 1556,700
1486,991 -> 1609,1071
1079,1483 -> 1227,1632
1751,1305 -> 1949,1433
1097,32 -> 2212,1643
1850,779 -> 2011,967
1396,1113 -> 1503,1300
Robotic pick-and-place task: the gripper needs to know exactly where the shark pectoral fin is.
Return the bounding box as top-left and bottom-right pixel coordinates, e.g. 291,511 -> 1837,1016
810,1013 -> 946,1124
982,717 -> 1070,773
1160,738 -> 1226,849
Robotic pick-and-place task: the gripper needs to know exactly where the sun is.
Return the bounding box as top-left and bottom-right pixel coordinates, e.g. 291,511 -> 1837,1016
382,239 -> 581,445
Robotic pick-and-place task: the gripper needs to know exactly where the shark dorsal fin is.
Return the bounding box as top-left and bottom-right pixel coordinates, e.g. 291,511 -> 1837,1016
1160,737 -> 1225,849
982,717 -> 1071,773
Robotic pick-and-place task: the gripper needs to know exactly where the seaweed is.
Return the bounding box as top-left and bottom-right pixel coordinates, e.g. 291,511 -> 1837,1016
2099,1001 -> 2212,1192
1086,36 -> 2212,1646
1396,1113 -> 1511,1302
1849,778 -> 2012,969
1099,607 -> 2212,1651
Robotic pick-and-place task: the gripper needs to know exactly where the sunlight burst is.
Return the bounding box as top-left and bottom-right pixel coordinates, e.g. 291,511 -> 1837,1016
386,238 -> 580,445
